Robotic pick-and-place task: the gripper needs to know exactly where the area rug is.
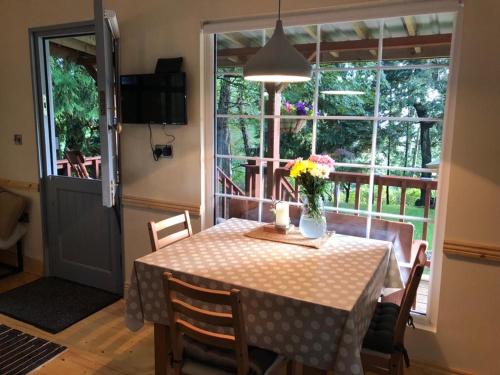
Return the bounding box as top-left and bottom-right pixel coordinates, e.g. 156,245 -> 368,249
0,277 -> 121,334
0,324 -> 66,374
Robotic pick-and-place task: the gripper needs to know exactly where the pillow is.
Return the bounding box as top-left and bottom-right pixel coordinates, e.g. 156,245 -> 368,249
0,189 -> 27,240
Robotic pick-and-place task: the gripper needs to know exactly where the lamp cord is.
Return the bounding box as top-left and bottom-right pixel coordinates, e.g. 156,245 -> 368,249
278,0 -> 281,20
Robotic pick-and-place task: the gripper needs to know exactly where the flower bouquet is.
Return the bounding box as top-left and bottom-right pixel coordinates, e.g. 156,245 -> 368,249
285,155 -> 335,238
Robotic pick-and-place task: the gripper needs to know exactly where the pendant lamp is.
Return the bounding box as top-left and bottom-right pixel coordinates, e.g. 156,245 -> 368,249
243,0 -> 312,82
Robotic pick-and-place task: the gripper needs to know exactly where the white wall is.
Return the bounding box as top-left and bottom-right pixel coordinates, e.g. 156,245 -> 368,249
1,0 -> 499,373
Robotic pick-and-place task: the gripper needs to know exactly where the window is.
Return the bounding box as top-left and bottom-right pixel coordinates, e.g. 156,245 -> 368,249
213,12 -> 455,315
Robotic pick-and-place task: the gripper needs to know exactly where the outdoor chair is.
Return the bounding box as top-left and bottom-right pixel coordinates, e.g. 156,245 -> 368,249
148,211 -> 193,252
162,272 -> 288,375
65,150 -> 90,178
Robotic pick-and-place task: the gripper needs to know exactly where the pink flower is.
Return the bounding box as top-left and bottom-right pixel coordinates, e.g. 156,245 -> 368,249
284,102 -> 293,113
309,154 -> 335,169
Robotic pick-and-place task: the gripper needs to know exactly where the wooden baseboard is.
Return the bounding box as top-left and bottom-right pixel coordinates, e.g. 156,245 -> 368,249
412,359 -> 475,375
122,194 -> 200,216
444,239 -> 500,262
0,178 -> 39,192
0,251 -> 43,276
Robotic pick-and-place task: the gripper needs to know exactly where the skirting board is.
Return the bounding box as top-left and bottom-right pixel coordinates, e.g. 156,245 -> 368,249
0,251 -> 43,276
443,239 -> 500,262
412,359 -> 475,375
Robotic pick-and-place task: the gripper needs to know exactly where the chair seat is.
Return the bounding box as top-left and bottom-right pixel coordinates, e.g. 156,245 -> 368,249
381,288 -> 404,306
363,302 -> 400,354
183,336 -> 279,375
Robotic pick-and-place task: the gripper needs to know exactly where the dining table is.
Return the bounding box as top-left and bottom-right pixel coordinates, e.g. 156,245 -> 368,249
125,218 -> 403,375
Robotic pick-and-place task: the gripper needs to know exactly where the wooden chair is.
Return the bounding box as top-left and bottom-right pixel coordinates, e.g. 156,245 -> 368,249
65,150 -> 90,178
361,243 -> 428,374
162,272 -> 288,375
148,211 -> 193,252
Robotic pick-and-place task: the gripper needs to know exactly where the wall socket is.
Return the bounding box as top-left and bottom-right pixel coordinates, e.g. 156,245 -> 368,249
154,144 -> 173,159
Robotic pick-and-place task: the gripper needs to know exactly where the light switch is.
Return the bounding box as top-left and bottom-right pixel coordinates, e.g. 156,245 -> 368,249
14,134 -> 22,145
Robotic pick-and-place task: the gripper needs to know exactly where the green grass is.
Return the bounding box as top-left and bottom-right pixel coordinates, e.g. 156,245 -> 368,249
332,201 -> 435,250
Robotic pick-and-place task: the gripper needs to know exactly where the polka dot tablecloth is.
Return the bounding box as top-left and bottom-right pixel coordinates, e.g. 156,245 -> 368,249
125,218 -> 403,373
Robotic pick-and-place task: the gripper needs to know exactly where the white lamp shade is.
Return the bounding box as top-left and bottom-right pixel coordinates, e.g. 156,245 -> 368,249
243,20 -> 312,82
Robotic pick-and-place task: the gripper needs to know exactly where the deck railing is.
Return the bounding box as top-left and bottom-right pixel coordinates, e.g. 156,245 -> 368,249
217,164 -> 438,241
57,156 -> 101,179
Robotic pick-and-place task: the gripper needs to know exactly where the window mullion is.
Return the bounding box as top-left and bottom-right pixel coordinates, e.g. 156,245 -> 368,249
366,20 -> 385,238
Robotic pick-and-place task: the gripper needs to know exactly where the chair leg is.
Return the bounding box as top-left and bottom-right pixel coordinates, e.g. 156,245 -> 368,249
16,240 -> 24,272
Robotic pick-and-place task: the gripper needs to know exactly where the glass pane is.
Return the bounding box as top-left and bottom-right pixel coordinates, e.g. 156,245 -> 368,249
216,118 -> 260,157
216,197 -> 259,223
49,36 -> 100,179
382,13 -> 454,65
326,166 -> 371,212
373,168 -> 437,248
273,120 -> 313,160
376,121 -> 442,170
316,120 -> 373,164
320,20 -> 381,68
216,29 -> 262,67
379,67 -> 449,119
216,157 -> 260,198
318,70 -> 376,116
216,68 -> 261,115
278,79 -> 316,118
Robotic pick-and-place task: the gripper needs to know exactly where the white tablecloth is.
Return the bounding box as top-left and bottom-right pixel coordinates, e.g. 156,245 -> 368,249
126,218 -> 403,373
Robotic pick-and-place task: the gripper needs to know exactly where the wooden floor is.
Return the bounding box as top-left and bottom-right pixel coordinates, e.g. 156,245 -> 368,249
0,273 -> 444,375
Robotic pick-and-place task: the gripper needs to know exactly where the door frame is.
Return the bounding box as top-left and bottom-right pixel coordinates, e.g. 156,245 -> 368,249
29,21 -> 124,285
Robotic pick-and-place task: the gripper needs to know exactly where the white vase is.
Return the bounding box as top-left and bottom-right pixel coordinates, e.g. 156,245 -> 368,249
299,196 -> 327,239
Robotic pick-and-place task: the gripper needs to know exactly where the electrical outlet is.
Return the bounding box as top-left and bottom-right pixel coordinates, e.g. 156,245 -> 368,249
154,144 -> 173,159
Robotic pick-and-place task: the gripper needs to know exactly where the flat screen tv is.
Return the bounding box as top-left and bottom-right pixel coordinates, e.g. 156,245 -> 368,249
120,73 -> 187,125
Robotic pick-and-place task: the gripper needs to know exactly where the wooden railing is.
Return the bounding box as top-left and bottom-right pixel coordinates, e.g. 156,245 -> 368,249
57,156 -> 101,179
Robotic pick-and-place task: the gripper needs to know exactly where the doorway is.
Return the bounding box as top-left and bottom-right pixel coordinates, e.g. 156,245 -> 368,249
30,4 -> 122,294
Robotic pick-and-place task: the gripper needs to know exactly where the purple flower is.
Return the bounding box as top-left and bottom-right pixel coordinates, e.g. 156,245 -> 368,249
296,101 -> 307,116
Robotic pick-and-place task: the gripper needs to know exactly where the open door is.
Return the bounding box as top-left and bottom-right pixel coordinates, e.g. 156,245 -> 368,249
95,0 -> 119,208
30,1 -> 123,294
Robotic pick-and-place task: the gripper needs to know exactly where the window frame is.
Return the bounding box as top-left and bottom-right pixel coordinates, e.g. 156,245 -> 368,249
201,0 -> 464,329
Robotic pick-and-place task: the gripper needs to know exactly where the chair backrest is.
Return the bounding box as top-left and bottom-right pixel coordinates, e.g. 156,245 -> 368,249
162,272 -> 249,375
326,212 -> 415,281
393,242 -> 427,347
65,150 -> 90,178
148,211 -> 192,252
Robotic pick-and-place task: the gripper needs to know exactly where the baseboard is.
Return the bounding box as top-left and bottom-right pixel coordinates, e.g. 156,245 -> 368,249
0,251 -> 43,276
412,359 -> 475,375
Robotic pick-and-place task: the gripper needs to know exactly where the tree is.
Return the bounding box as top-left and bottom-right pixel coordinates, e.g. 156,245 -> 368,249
50,56 -> 100,159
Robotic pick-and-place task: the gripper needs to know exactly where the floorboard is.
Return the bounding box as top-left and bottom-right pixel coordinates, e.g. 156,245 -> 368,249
0,273 -> 443,374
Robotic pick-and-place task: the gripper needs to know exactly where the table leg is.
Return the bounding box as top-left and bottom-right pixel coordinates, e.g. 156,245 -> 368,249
154,323 -> 170,375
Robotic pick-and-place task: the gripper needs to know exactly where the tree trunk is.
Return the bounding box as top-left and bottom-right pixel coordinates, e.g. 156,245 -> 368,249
237,96 -> 252,156
414,103 -> 435,206
217,78 -> 232,175
403,122 -> 410,175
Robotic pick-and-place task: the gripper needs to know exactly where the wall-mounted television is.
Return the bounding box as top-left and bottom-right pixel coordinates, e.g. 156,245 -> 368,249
120,73 -> 187,125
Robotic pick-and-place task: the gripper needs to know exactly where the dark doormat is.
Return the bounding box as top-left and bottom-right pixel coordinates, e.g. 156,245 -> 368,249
0,277 -> 121,334
0,324 -> 66,374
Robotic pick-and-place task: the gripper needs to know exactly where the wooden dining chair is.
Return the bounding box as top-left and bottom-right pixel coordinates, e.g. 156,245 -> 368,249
148,211 -> 193,252
361,243 -> 427,374
162,272 -> 288,375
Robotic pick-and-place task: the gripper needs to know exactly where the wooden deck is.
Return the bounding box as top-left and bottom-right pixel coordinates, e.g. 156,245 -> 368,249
415,278 -> 430,315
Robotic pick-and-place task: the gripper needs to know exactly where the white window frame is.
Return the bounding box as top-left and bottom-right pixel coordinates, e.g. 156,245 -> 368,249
201,0 -> 464,329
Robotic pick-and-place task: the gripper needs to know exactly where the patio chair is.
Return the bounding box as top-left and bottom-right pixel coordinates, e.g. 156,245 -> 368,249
162,272 -> 288,375
361,243 -> 427,374
148,211 -> 192,252
0,188 -> 28,277
325,212 -> 428,284
65,150 -> 90,178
